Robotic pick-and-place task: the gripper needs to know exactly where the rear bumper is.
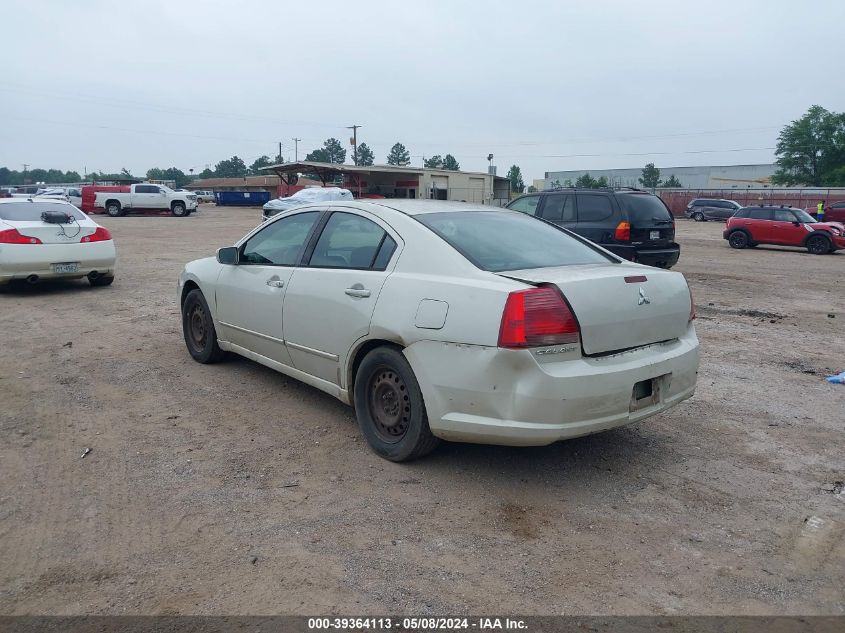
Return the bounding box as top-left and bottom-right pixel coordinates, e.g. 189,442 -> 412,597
604,243 -> 680,268
404,327 -> 699,447
0,241 -> 116,283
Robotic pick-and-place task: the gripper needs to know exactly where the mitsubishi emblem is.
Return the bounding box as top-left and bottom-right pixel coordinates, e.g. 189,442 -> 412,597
637,287 -> 651,306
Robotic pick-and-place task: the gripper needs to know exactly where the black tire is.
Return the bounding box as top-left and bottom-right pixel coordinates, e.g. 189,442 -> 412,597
353,346 -> 439,462
89,275 -> 114,287
182,289 -> 224,363
728,231 -> 748,249
172,202 -> 187,217
693,212 -> 705,222
806,234 -> 830,255
105,201 -> 122,217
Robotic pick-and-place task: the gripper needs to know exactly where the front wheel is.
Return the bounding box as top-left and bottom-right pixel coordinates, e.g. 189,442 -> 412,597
728,231 -> 748,249
172,202 -> 187,217
353,347 -> 439,462
806,234 -> 831,255
182,289 -> 224,363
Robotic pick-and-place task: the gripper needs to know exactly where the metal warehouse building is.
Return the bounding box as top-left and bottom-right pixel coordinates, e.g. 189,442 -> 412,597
543,163 -> 777,190
264,161 -> 511,206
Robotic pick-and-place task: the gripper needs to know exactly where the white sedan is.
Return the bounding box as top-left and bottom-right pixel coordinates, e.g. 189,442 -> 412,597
178,200 -> 699,461
0,198 -> 116,287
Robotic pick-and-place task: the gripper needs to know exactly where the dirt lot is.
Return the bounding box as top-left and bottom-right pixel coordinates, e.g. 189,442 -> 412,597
1,205 -> 843,615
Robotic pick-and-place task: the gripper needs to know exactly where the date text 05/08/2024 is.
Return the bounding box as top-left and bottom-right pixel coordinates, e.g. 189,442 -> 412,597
307,617 -> 528,630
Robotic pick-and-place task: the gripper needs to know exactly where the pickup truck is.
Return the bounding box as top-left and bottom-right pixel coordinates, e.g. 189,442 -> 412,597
94,183 -> 197,217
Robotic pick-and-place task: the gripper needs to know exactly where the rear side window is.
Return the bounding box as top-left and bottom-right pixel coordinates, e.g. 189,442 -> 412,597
618,194 -> 673,224
0,201 -> 86,221
309,212 -> 387,269
576,194 -> 614,222
508,195 -> 541,216
417,211 -> 612,272
540,195 -> 575,223
748,208 -> 771,220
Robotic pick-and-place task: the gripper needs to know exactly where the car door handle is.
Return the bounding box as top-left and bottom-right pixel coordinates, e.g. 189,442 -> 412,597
266,278 -> 284,288
345,286 -> 371,298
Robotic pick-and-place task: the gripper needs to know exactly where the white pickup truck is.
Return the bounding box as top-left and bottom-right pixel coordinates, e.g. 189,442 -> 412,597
94,183 -> 198,217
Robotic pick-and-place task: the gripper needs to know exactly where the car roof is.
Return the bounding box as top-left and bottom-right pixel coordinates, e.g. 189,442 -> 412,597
351,199 -> 506,216
0,197 -> 71,205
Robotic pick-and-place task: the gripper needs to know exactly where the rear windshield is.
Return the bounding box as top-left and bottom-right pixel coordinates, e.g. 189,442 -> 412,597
417,211 -> 613,272
0,201 -> 86,222
619,194 -> 673,224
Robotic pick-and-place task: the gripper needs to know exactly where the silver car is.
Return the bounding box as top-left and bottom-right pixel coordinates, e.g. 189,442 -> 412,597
685,198 -> 743,222
178,200 -> 699,461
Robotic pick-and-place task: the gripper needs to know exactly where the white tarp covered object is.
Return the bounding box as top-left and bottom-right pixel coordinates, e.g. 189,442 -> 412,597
263,187 -> 354,217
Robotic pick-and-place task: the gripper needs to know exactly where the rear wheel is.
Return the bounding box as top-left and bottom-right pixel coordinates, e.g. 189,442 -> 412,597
693,212 -> 705,222
353,347 -> 439,462
182,289 -> 224,363
728,231 -> 748,249
806,234 -> 830,255
106,201 -> 122,217
172,202 -> 187,217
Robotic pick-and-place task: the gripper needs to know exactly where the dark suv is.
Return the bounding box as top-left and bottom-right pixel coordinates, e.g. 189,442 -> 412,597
507,188 -> 679,268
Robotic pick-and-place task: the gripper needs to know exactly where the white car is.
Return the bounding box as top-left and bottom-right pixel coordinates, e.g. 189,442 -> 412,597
0,198 -> 116,287
178,200 -> 699,461
262,187 -> 353,220
34,187 -> 83,207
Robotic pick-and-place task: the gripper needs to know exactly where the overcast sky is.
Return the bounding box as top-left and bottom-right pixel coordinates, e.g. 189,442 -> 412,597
2,0 -> 844,182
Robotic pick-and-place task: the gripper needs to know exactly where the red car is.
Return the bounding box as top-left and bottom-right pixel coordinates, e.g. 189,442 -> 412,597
724,205 -> 845,255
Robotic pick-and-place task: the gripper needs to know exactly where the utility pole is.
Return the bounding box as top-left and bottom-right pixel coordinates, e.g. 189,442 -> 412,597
22,163 -> 29,184
292,138 -> 301,161
347,125 -> 361,165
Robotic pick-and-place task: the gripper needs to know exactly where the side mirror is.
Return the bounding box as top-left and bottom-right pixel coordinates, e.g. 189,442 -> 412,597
217,246 -> 239,265
792,221 -> 800,227
161,190 -> 167,196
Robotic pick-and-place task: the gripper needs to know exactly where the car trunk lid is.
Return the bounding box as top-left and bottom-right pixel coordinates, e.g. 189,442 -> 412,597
499,263 -> 691,355
11,220 -> 98,244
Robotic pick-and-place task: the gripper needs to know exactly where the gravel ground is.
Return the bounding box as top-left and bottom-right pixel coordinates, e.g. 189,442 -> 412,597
0,205 -> 843,615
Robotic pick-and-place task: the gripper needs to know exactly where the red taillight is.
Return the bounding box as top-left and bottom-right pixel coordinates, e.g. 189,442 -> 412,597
688,286 -> 696,322
0,228 -> 42,244
498,286 -> 580,349
81,227 -> 112,243
614,221 -> 631,241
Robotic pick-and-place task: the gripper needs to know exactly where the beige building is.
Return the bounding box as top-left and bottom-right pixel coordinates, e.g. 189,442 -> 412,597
264,161 -> 511,206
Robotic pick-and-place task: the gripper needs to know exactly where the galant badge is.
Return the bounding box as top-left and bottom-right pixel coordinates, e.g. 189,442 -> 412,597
638,287 -> 651,305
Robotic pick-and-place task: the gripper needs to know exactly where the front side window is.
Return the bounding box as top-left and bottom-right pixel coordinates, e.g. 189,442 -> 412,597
773,209 -> 796,222
793,209 -> 816,223
507,195 -> 541,216
576,194 -> 614,222
309,212 -> 388,269
418,211 -> 612,272
241,211 -> 320,265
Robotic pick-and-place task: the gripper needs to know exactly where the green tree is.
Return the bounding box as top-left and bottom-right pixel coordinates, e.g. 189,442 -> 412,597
354,143 -> 374,166
65,171 -> 81,182
214,156 -> 248,178
198,168 -> 215,179
424,155 -> 444,169
147,167 -> 189,187
550,179 -> 563,189
662,174 -> 683,188
594,176 -> 609,188
386,142 -> 411,166
442,154 -> 460,171
771,105 -> 845,186
306,138 -> 346,164
575,173 -> 597,188
563,179 -> 573,187
506,164 -> 525,193
638,163 -> 661,188
249,155 -> 275,174
119,167 -> 135,179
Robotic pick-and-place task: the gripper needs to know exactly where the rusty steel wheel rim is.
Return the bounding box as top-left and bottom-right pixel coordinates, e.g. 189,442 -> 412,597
367,366 -> 410,443
188,302 -> 207,351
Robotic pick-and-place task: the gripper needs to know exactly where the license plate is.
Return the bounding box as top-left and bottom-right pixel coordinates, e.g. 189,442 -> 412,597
650,230 -> 660,240
51,262 -> 79,274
